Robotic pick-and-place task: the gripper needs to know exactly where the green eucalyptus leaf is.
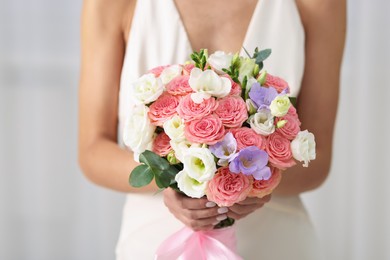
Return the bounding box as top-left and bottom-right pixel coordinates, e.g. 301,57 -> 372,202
139,150 -> 170,171
153,165 -> 180,189
129,165 -> 154,187
255,49 -> 272,63
155,173 -> 171,189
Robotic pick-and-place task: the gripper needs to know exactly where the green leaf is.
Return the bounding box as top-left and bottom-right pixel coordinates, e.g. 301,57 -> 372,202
129,165 -> 154,187
255,49 -> 272,63
154,166 -> 180,189
289,97 -> 297,107
139,150 -> 170,171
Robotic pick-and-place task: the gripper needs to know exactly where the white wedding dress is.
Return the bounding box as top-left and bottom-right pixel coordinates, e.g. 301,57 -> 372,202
116,0 -> 322,259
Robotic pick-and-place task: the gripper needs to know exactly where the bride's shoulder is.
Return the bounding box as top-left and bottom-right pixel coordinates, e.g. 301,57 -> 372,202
81,0 -> 136,39
295,0 -> 346,29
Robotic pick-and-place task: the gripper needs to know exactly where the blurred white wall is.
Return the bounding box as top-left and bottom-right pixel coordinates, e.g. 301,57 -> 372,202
0,1 -> 124,260
0,0 -> 389,260
302,1 -> 390,259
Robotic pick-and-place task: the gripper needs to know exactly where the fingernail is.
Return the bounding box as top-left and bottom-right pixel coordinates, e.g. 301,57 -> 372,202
217,207 -> 228,214
206,201 -> 216,208
212,221 -> 220,225
216,214 -> 227,221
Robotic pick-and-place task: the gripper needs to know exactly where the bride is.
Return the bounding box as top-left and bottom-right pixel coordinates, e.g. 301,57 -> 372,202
78,0 -> 345,259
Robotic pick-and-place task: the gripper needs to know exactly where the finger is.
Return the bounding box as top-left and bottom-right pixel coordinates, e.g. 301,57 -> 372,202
180,195 -> 215,210
236,195 -> 271,205
227,211 -> 249,220
229,203 -> 264,215
184,206 -> 229,220
184,214 -> 228,231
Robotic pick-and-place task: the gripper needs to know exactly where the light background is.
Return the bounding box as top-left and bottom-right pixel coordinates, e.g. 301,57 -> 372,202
1,0 -> 389,259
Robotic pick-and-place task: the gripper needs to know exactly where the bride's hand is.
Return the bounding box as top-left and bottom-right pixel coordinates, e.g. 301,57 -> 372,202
227,195 -> 272,220
163,188 -> 229,231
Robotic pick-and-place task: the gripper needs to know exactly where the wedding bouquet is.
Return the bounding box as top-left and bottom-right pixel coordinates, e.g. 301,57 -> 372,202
123,48 -> 316,259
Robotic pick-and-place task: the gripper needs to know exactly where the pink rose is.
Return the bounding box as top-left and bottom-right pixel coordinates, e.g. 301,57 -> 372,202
222,75 -> 242,96
215,96 -> 248,128
266,132 -> 296,170
182,64 -> 195,75
148,93 -> 180,126
153,132 -> 172,157
229,127 -> 266,151
166,75 -> 193,96
184,114 -> 225,145
177,94 -> 218,122
263,73 -> 289,93
287,105 -> 298,118
248,167 -> 282,198
206,166 -> 253,207
275,113 -> 301,140
149,65 -> 170,77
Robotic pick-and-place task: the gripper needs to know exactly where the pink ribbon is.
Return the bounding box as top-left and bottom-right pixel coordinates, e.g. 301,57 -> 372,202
155,226 -> 243,260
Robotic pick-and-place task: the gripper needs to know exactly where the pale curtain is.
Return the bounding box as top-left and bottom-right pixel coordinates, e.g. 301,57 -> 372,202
1,0 -> 389,259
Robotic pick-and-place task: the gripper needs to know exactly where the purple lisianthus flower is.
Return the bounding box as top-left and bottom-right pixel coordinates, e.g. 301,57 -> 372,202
248,82 -> 278,110
229,146 -> 271,180
209,132 -> 237,166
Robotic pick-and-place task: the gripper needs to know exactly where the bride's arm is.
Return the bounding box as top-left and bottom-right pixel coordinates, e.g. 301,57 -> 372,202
78,0 -> 157,193
274,0 -> 346,196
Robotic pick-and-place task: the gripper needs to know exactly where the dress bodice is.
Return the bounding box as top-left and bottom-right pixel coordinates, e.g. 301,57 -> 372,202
118,0 -> 305,144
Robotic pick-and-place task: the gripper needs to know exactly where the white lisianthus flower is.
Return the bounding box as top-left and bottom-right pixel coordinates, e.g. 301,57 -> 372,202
291,130 -> 316,167
159,65 -> 183,84
130,73 -> 164,105
239,57 -> 257,82
189,68 -> 231,103
170,140 -> 201,162
182,147 -> 217,182
208,51 -> 233,74
175,170 -> 208,198
163,115 -> 185,142
123,105 -> 156,161
269,95 -> 291,117
249,108 -> 275,136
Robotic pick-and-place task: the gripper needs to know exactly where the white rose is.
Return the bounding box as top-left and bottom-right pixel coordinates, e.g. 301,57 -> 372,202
163,115 -> 185,142
291,130 -> 316,167
208,51 -> 233,74
182,147 -> 217,182
239,57 -> 257,82
189,68 -> 231,103
175,170 -> 208,198
249,108 -> 275,136
159,65 -> 182,84
130,73 -> 164,105
170,140 -> 201,162
123,105 -> 156,161
269,95 -> 291,117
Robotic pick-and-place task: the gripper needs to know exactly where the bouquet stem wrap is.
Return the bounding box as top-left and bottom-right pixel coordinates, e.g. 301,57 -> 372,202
155,226 -> 243,260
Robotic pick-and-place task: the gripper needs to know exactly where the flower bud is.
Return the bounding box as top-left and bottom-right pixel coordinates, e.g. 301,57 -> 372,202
257,70 -> 267,85
167,150 -> 180,164
253,64 -> 260,77
276,119 -> 288,129
246,99 -> 258,115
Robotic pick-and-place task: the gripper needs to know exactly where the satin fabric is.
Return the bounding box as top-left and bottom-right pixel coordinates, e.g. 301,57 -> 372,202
155,226 -> 242,260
